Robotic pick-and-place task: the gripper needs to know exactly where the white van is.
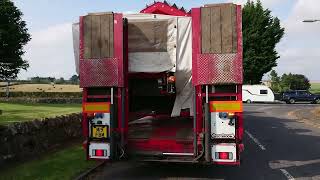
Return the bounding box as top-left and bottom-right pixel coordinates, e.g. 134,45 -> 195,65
242,85 -> 275,103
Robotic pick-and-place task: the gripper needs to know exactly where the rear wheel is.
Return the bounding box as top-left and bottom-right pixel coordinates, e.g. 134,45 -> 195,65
289,98 -> 295,104
246,99 -> 252,104
316,98 -> 320,104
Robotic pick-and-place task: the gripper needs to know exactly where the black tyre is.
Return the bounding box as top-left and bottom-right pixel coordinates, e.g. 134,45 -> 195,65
289,98 -> 295,104
316,98 -> 320,104
246,99 -> 252,104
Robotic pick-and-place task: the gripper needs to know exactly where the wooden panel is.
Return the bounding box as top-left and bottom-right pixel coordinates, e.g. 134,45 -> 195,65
204,3 -> 234,7
91,15 -> 101,58
221,4 -> 233,53
109,15 -> 114,57
210,7 -> 222,53
101,14 -> 113,58
100,15 -> 109,58
201,8 -> 211,53
88,12 -> 113,16
83,16 -> 92,59
231,5 -> 238,53
201,4 -> 238,54
83,13 -> 114,59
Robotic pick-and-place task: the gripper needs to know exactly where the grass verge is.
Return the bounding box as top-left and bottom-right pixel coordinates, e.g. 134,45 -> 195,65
0,102 -> 81,125
0,145 -> 96,180
310,83 -> 320,94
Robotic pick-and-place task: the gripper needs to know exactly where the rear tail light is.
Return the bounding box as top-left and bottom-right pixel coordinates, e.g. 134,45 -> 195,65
92,149 -> 108,157
219,112 -> 236,119
89,143 -> 110,159
215,152 -> 233,160
227,112 -> 235,119
87,113 -> 94,118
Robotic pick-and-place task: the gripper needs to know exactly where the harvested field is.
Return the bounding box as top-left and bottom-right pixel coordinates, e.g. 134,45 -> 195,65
0,84 -> 81,92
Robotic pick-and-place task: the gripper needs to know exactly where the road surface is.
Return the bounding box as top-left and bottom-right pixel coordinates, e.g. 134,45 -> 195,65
89,104 -> 320,180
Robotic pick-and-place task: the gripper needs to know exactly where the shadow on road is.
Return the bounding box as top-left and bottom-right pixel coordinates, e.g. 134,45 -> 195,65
92,109 -> 320,180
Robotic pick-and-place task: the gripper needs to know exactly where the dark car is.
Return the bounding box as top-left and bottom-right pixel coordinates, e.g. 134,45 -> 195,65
282,90 -> 320,104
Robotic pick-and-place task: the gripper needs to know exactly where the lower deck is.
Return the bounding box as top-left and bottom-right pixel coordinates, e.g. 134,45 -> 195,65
128,116 -> 194,155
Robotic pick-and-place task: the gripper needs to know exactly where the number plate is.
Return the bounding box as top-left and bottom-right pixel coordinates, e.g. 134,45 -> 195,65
92,125 -> 108,138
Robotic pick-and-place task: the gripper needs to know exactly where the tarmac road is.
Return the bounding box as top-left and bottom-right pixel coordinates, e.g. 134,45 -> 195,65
89,104 -> 320,180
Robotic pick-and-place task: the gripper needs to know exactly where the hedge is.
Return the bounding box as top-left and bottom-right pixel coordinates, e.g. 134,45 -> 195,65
0,98 -> 82,104
0,91 -> 82,98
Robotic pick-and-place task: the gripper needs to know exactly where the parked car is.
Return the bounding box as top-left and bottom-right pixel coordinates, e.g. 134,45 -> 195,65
282,90 -> 320,104
242,85 -> 275,103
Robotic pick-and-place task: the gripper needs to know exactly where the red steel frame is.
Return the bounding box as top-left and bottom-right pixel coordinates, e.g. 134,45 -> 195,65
191,5 -> 244,165
80,13 -> 125,160
80,2 -> 244,163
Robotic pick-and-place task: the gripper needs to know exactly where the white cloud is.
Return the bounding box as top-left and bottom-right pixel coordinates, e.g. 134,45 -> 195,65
275,0 -> 320,81
276,48 -> 320,80
18,23 -> 76,79
18,0 -> 320,82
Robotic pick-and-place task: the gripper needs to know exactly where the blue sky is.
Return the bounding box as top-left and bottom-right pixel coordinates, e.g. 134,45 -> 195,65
12,0 -> 320,81
13,0 -> 294,31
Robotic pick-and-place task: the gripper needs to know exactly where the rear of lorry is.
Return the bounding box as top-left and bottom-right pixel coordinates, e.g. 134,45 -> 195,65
75,2 -> 243,165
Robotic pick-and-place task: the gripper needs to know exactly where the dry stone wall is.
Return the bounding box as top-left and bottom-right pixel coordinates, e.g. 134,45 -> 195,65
0,113 -> 82,166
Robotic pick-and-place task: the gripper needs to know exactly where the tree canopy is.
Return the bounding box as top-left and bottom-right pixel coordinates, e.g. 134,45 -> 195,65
280,73 -> 311,91
269,70 -> 311,92
242,0 -> 285,84
0,0 -> 31,80
69,75 -> 79,84
270,70 -> 280,92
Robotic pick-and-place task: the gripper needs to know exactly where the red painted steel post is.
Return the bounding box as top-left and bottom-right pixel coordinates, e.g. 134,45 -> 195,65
114,13 -> 124,87
236,5 -> 244,150
79,16 -> 89,159
82,88 -> 88,137
191,8 -> 204,151
113,13 -> 125,146
191,8 -> 201,86
124,18 -> 129,145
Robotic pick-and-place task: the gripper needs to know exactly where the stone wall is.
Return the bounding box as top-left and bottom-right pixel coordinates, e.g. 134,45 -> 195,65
0,113 -> 82,166
0,97 -> 82,104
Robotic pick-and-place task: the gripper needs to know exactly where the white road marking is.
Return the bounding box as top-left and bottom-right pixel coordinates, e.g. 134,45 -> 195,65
280,169 -> 295,180
245,130 -> 266,150
270,159 -> 320,169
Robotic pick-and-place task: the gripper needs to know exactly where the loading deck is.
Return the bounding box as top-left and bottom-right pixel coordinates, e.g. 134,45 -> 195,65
128,116 -> 194,155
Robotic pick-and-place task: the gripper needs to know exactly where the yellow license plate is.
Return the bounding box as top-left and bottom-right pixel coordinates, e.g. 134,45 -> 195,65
92,126 -> 108,138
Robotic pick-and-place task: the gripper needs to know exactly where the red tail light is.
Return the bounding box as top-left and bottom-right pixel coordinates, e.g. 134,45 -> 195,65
219,152 -> 229,159
215,152 -> 233,160
94,149 -> 105,157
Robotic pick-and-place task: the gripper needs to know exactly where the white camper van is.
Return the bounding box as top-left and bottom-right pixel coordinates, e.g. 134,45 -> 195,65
242,85 -> 275,103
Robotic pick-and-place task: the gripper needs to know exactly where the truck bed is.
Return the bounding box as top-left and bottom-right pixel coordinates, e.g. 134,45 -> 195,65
128,116 -> 194,155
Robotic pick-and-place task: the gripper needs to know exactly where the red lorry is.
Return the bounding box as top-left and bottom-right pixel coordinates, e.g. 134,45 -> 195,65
74,1 -> 244,165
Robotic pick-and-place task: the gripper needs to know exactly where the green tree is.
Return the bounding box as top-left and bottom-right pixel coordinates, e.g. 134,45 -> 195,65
242,0 -> 285,84
69,75 -> 79,84
0,0 -> 31,80
270,70 -> 280,92
280,73 -> 311,91
55,77 -> 65,84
